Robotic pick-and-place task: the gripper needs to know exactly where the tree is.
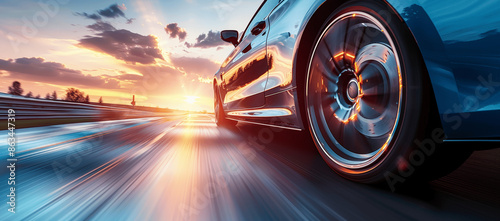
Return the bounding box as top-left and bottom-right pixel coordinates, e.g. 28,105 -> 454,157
85,95 -> 90,103
45,93 -> 51,99
52,91 -> 57,100
8,81 -> 24,96
35,94 -> 41,99
65,88 -> 86,102
25,91 -> 33,98
99,96 -> 103,104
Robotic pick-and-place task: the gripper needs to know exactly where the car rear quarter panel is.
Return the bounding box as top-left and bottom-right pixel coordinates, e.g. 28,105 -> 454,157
386,0 -> 500,138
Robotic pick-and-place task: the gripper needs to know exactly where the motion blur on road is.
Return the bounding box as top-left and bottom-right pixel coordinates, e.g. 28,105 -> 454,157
1,114 -> 499,220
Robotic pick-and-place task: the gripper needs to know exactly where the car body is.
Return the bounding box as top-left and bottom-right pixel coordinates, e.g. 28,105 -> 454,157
214,0 -> 500,183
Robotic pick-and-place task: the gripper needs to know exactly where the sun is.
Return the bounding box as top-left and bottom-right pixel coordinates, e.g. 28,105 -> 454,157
184,96 -> 198,104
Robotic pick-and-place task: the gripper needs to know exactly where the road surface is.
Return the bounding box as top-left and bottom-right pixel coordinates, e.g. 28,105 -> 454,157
1,114 -> 499,220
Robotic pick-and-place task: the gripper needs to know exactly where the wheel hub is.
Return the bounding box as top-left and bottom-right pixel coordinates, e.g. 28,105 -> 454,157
347,79 -> 359,102
336,69 -> 359,108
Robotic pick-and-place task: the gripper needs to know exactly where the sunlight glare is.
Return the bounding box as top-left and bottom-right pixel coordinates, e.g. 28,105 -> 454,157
184,96 -> 198,104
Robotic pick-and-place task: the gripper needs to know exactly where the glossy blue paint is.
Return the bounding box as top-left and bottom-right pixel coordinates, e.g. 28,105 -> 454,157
387,0 -> 500,138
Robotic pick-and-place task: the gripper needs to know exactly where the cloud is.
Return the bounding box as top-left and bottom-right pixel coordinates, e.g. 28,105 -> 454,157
78,29 -> 164,65
114,73 -> 143,81
98,4 -> 126,19
0,57 -> 120,89
76,12 -> 101,20
87,21 -> 116,32
76,4 -> 133,23
126,18 -> 135,24
164,23 -> 187,41
185,30 -> 225,49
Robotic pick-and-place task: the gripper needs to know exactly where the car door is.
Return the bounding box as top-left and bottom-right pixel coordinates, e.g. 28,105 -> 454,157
220,0 -> 280,110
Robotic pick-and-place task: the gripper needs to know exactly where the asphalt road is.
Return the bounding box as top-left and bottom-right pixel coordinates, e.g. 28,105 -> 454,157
1,114 -> 499,220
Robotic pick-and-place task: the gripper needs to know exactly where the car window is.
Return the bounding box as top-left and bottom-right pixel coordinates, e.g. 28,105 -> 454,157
240,0 -> 280,42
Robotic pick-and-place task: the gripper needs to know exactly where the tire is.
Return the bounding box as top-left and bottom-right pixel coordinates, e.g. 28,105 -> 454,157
214,87 -> 237,127
304,0 -> 470,188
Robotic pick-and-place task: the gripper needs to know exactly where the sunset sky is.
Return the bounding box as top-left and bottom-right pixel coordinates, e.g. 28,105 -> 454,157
0,0 -> 262,111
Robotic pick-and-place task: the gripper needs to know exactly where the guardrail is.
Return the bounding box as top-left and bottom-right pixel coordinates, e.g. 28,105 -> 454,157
0,93 -> 171,121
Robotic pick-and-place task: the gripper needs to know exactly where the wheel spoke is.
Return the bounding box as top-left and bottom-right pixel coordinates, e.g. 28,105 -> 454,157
324,19 -> 348,69
313,46 -> 340,81
326,110 -> 346,142
323,40 -> 343,73
361,83 -> 386,96
342,18 -> 351,67
323,105 -> 343,137
355,26 -> 367,56
345,22 -> 367,65
321,92 -> 337,107
358,63 -> 379,82
359,64 -> 385,96
343,121 -> 374,154
359,97 -> 384,116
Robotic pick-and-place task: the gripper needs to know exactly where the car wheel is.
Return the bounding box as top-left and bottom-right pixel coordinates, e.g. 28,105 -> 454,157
214,88 -> 236,127
305,0 -> 470,186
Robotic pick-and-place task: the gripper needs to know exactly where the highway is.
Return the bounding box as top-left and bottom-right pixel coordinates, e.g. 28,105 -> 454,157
1,114 -> 499,220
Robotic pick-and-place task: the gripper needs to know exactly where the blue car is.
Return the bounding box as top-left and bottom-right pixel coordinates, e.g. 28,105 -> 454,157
213,0 -> 500,186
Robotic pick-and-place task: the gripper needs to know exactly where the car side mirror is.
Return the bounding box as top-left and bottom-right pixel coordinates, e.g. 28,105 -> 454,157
221,30 -> 239,47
